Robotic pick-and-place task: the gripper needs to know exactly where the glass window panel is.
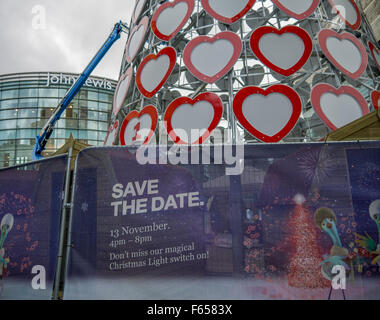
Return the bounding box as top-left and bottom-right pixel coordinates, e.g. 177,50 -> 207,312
88,91 -> 98,101
38,98 -> 58,108
98,132 -> 106,141
79,90 -> 88,100
65,119 -> 78,129
99,92 -> 110,102
19,108 -> 37,118
39,88 -> 58,98
79,108 -> 88,119
79,100 -> 88,108
2,90 -> 18,99
88,110 -> 98,120
98,122 -> 108,131
0,109 -> 18,119
0,99 -> 18,109
19,88 -> 38,97
0,130 -> 16,139
99,102 -> 109,112
18,98 -> 38,108
79,131 -> 88,139
98,112 -> 108,122
16,129 -> 36,139
88,131 -> 98,140
87,121 -> 98,130
0,119 -> 17,129
17,118 -> 38,129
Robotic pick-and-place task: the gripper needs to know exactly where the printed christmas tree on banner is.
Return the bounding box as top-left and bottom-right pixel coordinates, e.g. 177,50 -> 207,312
288,194 -> 329,289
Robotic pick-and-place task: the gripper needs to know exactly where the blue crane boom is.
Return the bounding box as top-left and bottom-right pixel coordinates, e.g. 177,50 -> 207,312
33,21 -> 129,160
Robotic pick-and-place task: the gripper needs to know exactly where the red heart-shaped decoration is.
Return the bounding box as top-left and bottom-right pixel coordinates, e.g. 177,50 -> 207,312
164,92 -> 223,144
250,26 -> 313,77
136,46 -> 177,98
132,0 -> 148,23
233,85 -> 302,143
113,67 -> 133,116
272,0 -> 320,20
311,83 -> 370,131
125,16 -> 149,63
327,0 -> 361,30
151,0 -> 194,41
119,105 -> 158,146
371,90 -> 380,110
368,41 -> 380,70
201,0 -> 255,24
183,31 -> 242,83
318,29 -> 367,80
104,120 -> 119,146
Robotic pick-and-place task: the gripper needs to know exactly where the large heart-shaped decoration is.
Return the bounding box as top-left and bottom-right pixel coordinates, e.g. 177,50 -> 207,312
272,0 -> 320,20
368,41 -> 380,70
125,16 -> 149,63
132,0 -> 148,23
113,67 -> 133,116
183,31 -> 242,83
151,0 -> 194,41
327,0 -> 361,30
318,29 -> 367,80
104,120 -> 119,146
233,85 -> 302,143
311,83 -> 370,131
201,0 -> 256,24
164,92 -> 223,144
119,105 -> 158,146
136,46 -> 177,98
371,90 -> 380,110
250,26 -> 313,77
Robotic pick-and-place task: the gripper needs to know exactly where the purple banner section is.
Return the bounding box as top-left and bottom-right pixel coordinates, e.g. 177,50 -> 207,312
64,142 -> 380,300
0,155 -> 68,300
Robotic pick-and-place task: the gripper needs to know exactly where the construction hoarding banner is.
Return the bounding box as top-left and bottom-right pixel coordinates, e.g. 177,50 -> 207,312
63,142 -> 380,300
0,155 -> 68,299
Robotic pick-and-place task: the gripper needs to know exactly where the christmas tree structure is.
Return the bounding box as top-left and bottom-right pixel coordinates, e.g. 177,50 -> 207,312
288,195 -> 330,289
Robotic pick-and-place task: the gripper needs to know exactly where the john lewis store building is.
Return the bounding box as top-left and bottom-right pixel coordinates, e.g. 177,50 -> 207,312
0,72 -> 117,168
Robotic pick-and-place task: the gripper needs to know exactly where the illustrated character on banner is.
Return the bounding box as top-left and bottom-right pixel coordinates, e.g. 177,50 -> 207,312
0,213 -> 14,292
355,200 -> 380,267
314,208 -> 356,300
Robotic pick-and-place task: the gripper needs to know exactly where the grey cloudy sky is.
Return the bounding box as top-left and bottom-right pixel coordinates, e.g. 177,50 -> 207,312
0,0 -> 134,80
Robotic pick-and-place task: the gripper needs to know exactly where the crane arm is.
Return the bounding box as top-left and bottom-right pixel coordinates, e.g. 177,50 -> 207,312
33,21 -> 129,160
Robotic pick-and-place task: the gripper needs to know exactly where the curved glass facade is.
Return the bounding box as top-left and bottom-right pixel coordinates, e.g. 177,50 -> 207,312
0,72 -> 117,168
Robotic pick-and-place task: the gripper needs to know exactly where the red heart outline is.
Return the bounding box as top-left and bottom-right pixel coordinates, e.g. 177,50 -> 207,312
151,0 -> 194,41
318,29 -> 368,80
113,67 -> 133,116
201,0 -> 256,24
183,31 -> 242,84
327,0 -> 361,30
136,46 -> 177,98
164,92 -> 223,145
125,16 -> 149,63
233,85 -> 302,143
371,90 -> 380,110
368,41 -> 380,70
104,120 -> 119,146
119,105 -> 158,146
250,26 -> 313,77
272,0 -> 320,20
132,0 -> 148,24
311,83 -> 370,131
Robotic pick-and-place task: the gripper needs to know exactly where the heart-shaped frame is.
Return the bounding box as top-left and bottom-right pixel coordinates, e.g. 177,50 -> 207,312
250,25 -> 313,77
318,29 -> 368,80
311,83 -> 370,131
151,0 -> 195,42
371,90 -> 380,110
104,120 -> 119,146
136,46 -> 177,98
125,16 -> 149,63
327,0 -> 361,30
201,0 -> 256,24
119,105 -> 158,146
164,92 -> 223,145
272,0 -> 320,20
368,41 -> 380,70
183,31 -> 242,83
132,0 -> 148,24
233,85 -> 302,143
113,67 -> 133,116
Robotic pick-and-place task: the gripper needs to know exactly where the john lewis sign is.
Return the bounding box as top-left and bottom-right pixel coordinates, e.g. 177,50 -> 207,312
45,72 -> 114,91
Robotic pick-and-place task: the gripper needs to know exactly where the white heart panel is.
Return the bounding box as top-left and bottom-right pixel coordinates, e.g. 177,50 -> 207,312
115,75 -> 131,110
133,0 -> 146,21
128,25 -> 146,59
329,0 -> 358,26
171,101 -> 215,143
320,92 -> 364,128
207,0 -> 251,19
190,39 -> 234,77
156,2 -> 189,36
242,93 -> 293,136
140,55 -> 171,92
276,0 -> 315,15
326,37 -> 362,73
258,33 -> 305,70
122,114 -> 153,146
